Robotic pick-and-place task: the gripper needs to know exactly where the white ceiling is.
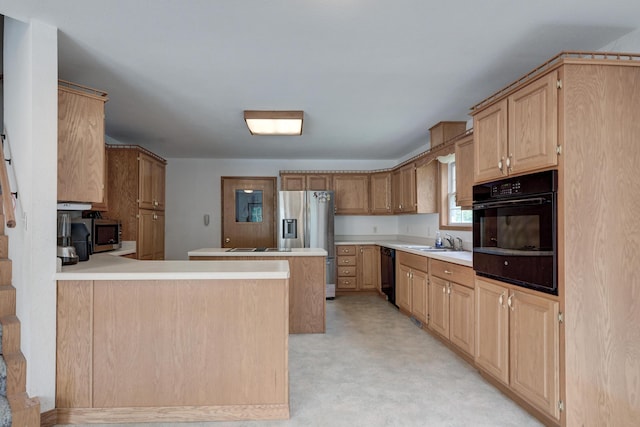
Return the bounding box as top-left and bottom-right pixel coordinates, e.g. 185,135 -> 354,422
3,0 -> 640,160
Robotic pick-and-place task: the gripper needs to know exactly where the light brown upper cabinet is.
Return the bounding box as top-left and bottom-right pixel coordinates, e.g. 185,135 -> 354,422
104,145 -> 167,260
415,159 -> 438,214
369,172 -> 392,215
306,174 -> 332,190
392,163 -> 416,214
473,72 -> 559,183
454,133 -> 474,208
333,174 -> 369,215
280,174 -> 305,191
57,81 -> 108,203
138,152 -> 166,211
429,121 -> 467,149
280,173 -> 332,191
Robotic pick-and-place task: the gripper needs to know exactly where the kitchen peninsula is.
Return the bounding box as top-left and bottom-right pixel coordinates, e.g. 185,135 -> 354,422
55,255 -> 290,424
188,248 -> 327,334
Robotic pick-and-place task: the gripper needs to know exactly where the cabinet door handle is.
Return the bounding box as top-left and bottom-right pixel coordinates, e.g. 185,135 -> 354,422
444,270 -> 452,275
498,158 -> 504,171
498,292 -> 505,306
225,237 -> 231,243
442,285 -> 446,294
507,294 -> 514,311
447,284 -> 451,295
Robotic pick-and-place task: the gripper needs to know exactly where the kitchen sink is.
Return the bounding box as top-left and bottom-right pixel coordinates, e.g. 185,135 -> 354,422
400,245 -> 451,252
226,247 -> 285,252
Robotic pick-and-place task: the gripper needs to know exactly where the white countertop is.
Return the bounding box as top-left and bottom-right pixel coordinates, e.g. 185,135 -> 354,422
107,240 -> 136,256
336,239 -> 473,267
188,247 -> 328,257
56,253 -> 290,281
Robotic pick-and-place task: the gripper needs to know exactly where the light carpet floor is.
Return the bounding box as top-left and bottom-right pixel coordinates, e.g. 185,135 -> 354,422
57,295 -> 542,427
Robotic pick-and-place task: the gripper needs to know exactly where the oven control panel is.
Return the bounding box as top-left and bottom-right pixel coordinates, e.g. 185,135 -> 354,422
491,180 -> 522,197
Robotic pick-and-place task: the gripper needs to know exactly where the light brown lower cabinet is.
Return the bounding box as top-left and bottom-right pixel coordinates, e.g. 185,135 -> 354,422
475,276 -> 560,421
336,245 -> 379,293
410,269 -> 428,323
137,209 -> 165,260
396,251 -> 428,323
428,260 -> 475,357
358,245 -> 379,291
56,278 -> 289,422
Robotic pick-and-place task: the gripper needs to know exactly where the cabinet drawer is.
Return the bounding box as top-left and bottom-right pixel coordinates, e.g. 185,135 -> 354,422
396,251 -> 428,272
337,266 -> 356,277
337,277 -> 358,289
337,256 -> 357,266
430,259 -> 474,288
336,245 -> 357,256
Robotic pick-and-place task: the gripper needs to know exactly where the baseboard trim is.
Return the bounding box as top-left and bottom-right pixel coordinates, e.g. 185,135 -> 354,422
53,404 -> 290,424
478,371 -> 560,427
40,409 -> 57,427
335,290 -> 379,297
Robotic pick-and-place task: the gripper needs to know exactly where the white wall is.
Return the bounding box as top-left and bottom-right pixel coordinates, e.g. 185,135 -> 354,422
3,18 -> 58,410
164,157 -> 396,259
164,156 -> 474,259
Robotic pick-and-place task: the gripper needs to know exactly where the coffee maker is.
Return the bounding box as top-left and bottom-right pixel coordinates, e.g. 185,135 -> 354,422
57,212 -> 79,265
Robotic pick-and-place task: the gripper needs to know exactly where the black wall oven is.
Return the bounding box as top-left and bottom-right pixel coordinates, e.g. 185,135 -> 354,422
473,170 -> 558,295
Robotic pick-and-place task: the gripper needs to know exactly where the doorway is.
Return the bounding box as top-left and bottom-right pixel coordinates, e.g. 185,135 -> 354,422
221,177 -> 277,248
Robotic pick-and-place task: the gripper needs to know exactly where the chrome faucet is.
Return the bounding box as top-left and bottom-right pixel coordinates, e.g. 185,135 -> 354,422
456,237 -> 463,251
444,234 -> 455,249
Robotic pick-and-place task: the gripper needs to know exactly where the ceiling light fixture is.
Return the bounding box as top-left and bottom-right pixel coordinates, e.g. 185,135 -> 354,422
244,110 -> 304,136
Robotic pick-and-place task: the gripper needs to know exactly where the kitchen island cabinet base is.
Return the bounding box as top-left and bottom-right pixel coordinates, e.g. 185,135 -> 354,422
190,254 -> 325,334
57,278 -> 289,423
54,404 -> 290,425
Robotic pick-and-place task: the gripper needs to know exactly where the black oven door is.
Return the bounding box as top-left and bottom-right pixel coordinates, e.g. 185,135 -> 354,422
473,194 -> 557,295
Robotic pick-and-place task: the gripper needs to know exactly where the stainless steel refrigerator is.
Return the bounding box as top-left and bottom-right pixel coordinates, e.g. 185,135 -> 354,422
278,191 -> 336,298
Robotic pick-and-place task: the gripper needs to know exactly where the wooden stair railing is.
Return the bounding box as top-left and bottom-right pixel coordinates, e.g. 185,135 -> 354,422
0,136 -> 16,230
0,133 -> 40,426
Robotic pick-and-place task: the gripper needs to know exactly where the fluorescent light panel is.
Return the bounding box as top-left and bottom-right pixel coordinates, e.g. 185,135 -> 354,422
244,110 -> 304,135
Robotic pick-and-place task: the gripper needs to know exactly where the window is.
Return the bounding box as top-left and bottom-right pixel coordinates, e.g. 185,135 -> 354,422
439,159 -> 472,230
448,162 -> 472,225
235,189 -> 263,222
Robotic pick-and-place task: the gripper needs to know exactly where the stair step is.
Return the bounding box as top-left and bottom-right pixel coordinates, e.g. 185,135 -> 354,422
0,262 -> 10,288
8,393 -> 39,427
0,287 -> 15,318
0,395 -> 10,427
0,317 -> 20,355
3,353 -> 26,395
0,236 -> 7,260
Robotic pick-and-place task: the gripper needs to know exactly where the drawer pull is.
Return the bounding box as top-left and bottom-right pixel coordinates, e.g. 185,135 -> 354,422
444,270 -> 452,275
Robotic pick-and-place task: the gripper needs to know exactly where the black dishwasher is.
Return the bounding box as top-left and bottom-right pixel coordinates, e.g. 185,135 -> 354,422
380,247 -> 396,307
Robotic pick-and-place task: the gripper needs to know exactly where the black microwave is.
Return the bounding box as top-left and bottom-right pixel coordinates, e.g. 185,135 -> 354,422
73,218 -> 122,253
